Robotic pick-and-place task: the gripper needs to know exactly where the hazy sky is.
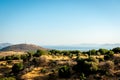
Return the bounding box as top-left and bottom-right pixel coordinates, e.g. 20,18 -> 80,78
0,0 -> 120,45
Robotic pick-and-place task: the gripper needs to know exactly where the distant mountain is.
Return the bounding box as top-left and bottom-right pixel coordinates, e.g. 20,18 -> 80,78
0,43 -> 12,49
103,43 -> 120,47
63,43 -> 120,47
0,44 -> 47,52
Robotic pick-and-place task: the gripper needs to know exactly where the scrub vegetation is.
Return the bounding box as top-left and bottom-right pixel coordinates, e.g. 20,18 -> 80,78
0,47 -> 120,80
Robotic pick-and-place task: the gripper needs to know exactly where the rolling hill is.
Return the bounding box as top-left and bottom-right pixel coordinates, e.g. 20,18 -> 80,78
0,44 -> 47,52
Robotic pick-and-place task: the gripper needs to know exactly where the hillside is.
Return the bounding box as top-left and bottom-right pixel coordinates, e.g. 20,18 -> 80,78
0,43 -> 12,49
0,44 -> 47,52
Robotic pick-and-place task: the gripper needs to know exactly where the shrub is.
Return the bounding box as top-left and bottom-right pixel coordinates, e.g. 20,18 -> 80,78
49,49 -> 61,55
39,56 -> 48,66
79,73 -> 86,80
7,60 -> 12,64
58,65 -> 71,78
89,49 -> 97,55
98,57 -> 104,62
104,51 -> 114,60
32,56 -> 48,67
0,77 -> 16,80
73,58 -> 98,75
0,56 -> 5,61
88,56 -> 99,63
33,50 -> 46,57
12,63 -> 24,75
112,47 -> 120,53
62,50 -> 70,56
5,56 -> 13,60
20,54 -> 28,61
113,55 -> 120,64
104,61 -> 114,70
98,48 -> 108,55
48,73 -> 57,80
12,55 -> 20,60
40,68 -> 47,73
49,60 -> 57,67
99,61 -> 114,75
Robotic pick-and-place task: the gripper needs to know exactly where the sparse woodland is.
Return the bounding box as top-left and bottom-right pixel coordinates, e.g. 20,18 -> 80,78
0,47 -> 120,80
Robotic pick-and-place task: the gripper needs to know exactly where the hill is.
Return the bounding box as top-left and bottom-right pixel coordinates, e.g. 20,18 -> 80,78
0,43 -> 12,49
0,44 -> 47,52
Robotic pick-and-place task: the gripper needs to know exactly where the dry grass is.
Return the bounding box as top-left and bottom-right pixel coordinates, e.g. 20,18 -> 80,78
1,51 -> 120,80
43,55 -> 70,61
0,51 -> 27,57
0,60 -> 23,78
21,67 -> 50,80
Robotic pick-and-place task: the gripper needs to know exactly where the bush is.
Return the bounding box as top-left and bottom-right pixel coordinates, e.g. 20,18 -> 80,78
89,49 -> 97,55
49,60 -> 57,67
0,56 -> 5,61
104,51 -> 114,60
98,48 -> 108,55
99,61 -> 114,75
33,50 -> 46,57
98,57 -> 104,62
48,73 -> 57,80
49,49 -> 61,55
12,63 -> 24,75
88,56 -> 99,63
61,50 -> 70,56
5,56 -> 13,60
73,58 -> 98,75
0,77 -> 16,80
12,55 -> 20,60
7,60 -> 12,64
113,55 -> 120,64
20,54 -> 28,61
32,56 -> 48,67
79,73 -> 86,80
112,47 -> 120,53
40,68 -> 47,73
58,65 -> 71,78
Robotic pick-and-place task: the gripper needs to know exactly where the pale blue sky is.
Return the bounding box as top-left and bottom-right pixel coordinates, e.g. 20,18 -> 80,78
0,0 -> 120,45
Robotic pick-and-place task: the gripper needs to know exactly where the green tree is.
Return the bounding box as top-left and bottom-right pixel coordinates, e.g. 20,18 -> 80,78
12,63 -> 24,75
58,65 -> 71,78
112,47 -> 120,53
33,50 -> 45,57
73,57 -> 98,75
90,49 -> 97,55
104,51 -> 114,60
98,48 -> 108,55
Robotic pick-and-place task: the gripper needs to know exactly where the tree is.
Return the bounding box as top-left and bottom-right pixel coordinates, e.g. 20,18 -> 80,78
98,48 -> 108,55
112,47 -> 120,53
73,57 -> 98,75
12,63 -> 24,75
104,51 -> 114,60
58,65 -> 71,78
33,50 -> 45,57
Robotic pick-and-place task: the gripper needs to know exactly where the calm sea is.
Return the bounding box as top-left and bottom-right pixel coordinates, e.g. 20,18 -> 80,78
43,46 -> 116,51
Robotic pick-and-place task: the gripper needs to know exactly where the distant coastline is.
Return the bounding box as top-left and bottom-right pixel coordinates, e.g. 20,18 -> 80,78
44,44 -> 120,51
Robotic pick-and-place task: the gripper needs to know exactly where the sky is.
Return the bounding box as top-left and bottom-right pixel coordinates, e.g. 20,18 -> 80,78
0,0 -> 120,45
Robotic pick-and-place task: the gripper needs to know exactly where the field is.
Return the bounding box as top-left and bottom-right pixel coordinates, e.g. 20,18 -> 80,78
0,48 -> 120,80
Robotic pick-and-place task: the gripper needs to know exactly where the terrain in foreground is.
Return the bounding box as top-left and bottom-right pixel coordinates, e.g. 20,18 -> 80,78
0,45 -> 120,80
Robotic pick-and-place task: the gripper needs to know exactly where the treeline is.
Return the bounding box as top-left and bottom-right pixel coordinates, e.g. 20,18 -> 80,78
49,47 -> 120,56
0,47 -> 120,61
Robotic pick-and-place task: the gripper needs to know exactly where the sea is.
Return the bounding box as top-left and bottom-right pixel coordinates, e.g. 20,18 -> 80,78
43,45 -> 118,51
